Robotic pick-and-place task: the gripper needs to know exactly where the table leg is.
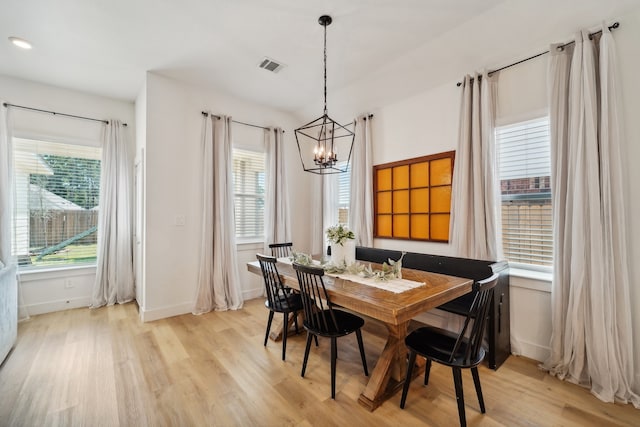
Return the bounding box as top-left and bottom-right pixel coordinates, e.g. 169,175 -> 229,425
358,321 -> 424,411
268,311 -> 304,341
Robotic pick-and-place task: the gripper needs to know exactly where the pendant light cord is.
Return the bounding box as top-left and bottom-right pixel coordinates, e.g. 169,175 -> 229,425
323,22 -> 328,116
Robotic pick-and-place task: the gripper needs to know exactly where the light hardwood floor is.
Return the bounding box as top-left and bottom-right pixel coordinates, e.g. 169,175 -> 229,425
0,298 -> 638,426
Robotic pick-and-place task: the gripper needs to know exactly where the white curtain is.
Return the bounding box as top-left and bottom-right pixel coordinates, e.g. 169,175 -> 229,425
194,115 -> 243,313
348,115 -> 374,247
310,175 -> 337,258
264,127 -> 290,252
310,176 -> 324,256
543,25 -> 639,407
0,103 -> 12,270
323,175 -> 338,252
449,72 -> 501,261
91,120 -> 134,307
0,102 -> 18,364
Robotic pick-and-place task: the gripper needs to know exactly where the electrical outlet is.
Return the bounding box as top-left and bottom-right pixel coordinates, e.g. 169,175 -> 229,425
64,279 -> 74,288
175,215 -> 186,226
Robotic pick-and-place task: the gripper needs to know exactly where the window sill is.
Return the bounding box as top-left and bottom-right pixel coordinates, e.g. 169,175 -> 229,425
509,267 -> 552,282
236,240 -> 264,250
509,267 -> 552,293
18,264 -> 97,282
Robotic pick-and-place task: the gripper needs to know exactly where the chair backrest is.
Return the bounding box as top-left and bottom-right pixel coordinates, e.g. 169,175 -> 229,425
257,254 -> 291,307
269,242 -> 293,259
449,273 -> 500,364
292,262 -> 339,333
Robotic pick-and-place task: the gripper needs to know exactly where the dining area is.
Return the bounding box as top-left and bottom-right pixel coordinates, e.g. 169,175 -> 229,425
2,2 -> 640,425
247,240 -> 504,426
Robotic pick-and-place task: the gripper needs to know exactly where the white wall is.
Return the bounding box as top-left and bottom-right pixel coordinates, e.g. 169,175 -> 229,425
0,75 -> 135,316
0,76 -> 135,148
336,7 -> 640,374
139,72 -> 310,321
134,82 -> 147,314
369,82 -> 461,257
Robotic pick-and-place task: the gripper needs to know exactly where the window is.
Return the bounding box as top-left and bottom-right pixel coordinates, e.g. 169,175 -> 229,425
337,163 -> 350,225
496,117 -> 552,268
232,148 -> 265,241
13,138 -> 102,269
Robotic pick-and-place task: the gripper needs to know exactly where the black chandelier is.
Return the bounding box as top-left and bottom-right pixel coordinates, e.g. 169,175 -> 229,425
295,15 -> 355,175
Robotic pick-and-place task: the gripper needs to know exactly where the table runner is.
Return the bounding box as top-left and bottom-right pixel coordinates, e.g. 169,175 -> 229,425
277,257 -> 425,293
277,257 -> 322,266
325,272 -> 425,294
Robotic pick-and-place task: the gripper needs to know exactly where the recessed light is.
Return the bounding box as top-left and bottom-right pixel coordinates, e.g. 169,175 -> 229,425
8,37 -> 32,50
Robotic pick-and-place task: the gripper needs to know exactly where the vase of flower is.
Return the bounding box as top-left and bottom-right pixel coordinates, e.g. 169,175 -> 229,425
326,224 -> 356,266
331,239 -> 356,265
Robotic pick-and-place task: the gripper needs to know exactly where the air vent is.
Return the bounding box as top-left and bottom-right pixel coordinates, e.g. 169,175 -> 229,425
259,57 -> 286,73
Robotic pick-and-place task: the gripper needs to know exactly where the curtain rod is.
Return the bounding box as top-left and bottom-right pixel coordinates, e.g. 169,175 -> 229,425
2,102 -> 128,126
201,111 -> 283,132
456,21 -> 620,86
200,111 -> 373,130
354,113 -> 374,123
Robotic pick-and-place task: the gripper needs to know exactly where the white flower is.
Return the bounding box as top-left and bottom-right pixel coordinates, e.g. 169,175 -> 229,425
326,224 -> 355,246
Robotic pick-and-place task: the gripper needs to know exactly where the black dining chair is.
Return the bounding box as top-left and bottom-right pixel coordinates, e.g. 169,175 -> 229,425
256,254 -> 304,361
269,242 -> 293,259
400,273 -> 500,427
292,262 -> 369,399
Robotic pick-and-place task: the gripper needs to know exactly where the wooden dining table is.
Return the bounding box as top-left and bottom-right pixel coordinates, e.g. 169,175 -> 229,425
246,259 -> 473,411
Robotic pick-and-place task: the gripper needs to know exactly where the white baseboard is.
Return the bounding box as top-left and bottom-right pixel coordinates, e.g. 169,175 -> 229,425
140,302 -> 193,322
513,338 -> 550,362
25,296 -> 92,316
25,290 -> 264,323
140,290 -> 264,323
243,288 -> 263,301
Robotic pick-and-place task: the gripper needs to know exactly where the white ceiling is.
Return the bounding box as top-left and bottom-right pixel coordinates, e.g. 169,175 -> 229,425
0,0 -> 637,117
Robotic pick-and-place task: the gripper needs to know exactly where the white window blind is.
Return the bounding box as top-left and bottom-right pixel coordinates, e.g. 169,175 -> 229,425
233,148 -> 265,240
13,137 -> 102,269
496,118 -> 552,267
337,163 -> 350,225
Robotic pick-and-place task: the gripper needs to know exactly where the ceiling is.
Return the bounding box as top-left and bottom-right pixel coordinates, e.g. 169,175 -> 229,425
1,0 -> 637,117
